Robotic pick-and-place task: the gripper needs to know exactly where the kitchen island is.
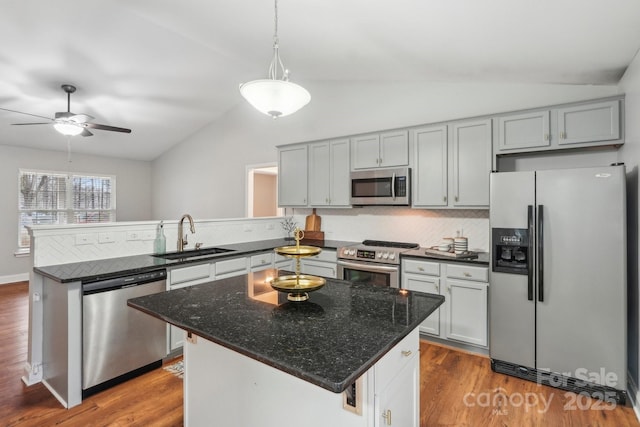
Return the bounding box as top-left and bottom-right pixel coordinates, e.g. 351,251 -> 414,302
128,269 -> 444,427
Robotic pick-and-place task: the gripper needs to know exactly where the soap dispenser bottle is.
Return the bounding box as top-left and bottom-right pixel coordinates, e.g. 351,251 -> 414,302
154,221 -> 166,254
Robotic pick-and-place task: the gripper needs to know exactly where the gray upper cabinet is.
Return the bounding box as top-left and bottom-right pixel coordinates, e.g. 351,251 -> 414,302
452,119 -> 492,207
308,139 -> 350,207
557,100 -> 620,145
497,110 -> 551,151
413,125 -> 448,207
494,97 -> 623,155
412,119 -> 491,209
278,144 -> 308,207
351,130 -> 409,169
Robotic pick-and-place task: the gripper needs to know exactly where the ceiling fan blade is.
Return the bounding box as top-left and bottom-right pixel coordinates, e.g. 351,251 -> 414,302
0,107 -> 53,121
81,128 -> 93,137
11,122 -> 52,125
85,122 -> 132,133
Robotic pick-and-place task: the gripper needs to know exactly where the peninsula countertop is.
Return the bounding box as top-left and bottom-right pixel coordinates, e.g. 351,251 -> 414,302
128,270 -> 444,393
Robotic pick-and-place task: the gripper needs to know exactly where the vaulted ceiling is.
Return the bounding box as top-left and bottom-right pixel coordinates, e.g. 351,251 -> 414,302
1,0 -> 639,161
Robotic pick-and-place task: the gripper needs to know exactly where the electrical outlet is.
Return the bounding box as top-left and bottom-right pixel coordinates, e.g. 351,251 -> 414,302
75,234 -> 95,245
141,231 -> 155,241
126,231 -> 140,241
98,232 -> 115,243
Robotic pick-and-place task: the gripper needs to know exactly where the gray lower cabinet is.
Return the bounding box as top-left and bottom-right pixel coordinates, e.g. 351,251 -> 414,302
299,249 -> 337,278
402,259 -> 488,348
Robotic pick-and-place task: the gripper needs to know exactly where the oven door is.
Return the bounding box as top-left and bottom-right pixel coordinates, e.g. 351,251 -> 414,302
337,260 -> 399,288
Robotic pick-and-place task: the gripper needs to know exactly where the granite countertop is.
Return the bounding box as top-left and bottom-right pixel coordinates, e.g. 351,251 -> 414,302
402,248 -> 490,265
127,270 -> 444,393
34,238 -> 358,283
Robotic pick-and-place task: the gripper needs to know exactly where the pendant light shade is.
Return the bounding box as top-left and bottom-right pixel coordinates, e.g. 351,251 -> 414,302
240,0 -> 310,119
240,79 -> 310,118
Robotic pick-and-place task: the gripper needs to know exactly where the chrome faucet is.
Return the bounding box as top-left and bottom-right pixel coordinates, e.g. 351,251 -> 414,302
177,214 -> 196,252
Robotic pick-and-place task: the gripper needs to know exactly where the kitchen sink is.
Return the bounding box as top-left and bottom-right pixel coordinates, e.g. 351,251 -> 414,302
152,247 -> 235,260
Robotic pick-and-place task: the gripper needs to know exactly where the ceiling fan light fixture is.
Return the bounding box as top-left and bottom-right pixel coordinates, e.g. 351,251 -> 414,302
240,0 -> 310,119
53,121 -> 84,136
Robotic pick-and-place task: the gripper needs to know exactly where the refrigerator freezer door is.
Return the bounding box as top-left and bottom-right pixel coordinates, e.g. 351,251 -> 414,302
489,171 -> 536,367
535,166 -> 626,388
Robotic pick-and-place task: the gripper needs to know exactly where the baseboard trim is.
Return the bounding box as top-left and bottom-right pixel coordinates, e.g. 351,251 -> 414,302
419,333 -> 490,357
0,273 -> 29,285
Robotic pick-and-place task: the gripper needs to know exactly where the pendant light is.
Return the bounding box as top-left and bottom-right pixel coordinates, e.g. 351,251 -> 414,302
239,0 -> 310,119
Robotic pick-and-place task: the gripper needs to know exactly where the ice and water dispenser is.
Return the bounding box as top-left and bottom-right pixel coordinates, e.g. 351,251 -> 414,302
492,228 -> 530,275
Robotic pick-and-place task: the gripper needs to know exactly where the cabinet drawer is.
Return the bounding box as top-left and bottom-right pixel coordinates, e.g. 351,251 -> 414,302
403,259 -> 440,276
215,257 -> 248,275
446,264 -> 488,282
251,252 -> 273,268
303,249 -> 336,262
375,328 -> 419,393
171,263 -> 211,285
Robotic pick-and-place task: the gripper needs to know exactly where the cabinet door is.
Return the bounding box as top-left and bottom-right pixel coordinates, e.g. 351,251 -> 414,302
451,119 -> 492,207
278,145 -> 308,206
375,355 -> 419,427
413,125 -> 448,207
300,260 -> 337,278
402,273 -> 441,336
496,110 -> 550,151
329,139 -> 351,206
308,142 -> 331,206
379,130 -> 409,167
444,278 -> 488,346
351,134 -> 381,169
557,100 -> 620,145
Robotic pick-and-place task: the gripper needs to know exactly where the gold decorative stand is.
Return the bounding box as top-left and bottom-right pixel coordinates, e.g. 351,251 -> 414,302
271,228 -> 326,302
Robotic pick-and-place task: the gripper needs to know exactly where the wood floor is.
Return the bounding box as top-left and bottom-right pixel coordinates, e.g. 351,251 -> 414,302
1,281 -> 638,426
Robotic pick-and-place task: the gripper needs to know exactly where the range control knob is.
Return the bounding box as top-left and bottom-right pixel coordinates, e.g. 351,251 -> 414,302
342,248 -> 349,256
389,253 -> 396,260
349,249 -> 356,256
377,252 -> 383,258
382,252 -> 389,259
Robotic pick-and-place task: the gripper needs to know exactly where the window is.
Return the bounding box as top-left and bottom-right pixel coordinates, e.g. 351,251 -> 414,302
18,169 -> 116,248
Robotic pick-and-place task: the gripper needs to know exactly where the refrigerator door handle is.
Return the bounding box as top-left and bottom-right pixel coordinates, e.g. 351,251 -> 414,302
527,205 -> 534,301
537,204 -> 544,302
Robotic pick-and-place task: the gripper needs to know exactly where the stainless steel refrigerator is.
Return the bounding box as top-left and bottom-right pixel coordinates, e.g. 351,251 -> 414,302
489,164 -> 627,403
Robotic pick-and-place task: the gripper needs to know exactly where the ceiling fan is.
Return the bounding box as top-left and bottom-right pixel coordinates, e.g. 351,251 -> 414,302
0,84 -> 131,137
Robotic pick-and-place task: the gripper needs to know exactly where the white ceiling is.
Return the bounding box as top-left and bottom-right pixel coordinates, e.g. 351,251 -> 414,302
1,0 -> 639,161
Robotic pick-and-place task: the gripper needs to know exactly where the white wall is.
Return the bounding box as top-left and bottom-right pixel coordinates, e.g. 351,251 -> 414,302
0,144 -> 152,281
619,51 -> 640,404
151,80 -> 619,220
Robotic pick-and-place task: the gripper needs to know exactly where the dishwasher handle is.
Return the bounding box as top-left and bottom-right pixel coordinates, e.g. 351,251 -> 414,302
82,269 -> 167,294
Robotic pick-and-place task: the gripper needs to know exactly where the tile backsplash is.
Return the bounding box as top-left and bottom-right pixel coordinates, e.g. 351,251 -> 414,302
291,207 -> 489,252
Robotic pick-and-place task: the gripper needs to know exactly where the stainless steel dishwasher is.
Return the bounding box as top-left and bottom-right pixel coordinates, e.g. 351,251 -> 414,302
82,269 -> 167,397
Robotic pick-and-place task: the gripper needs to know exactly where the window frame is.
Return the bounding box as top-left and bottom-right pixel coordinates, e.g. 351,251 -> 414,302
17,168 -> 117,249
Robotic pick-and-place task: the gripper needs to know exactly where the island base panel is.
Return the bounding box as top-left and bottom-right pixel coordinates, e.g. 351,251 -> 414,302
183,335 -> 372,427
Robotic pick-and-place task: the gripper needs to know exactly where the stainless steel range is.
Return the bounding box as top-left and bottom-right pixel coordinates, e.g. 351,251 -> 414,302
337,240 -> 419,288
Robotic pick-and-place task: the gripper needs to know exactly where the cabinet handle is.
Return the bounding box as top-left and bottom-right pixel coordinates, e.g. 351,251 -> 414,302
418,267 -> 424,272
443,196 -> 447,202
544,133 -> 550,141
463,272 -> 471,277
382,409 -> 392,425
303,198 -> 307,204
328,198 -> 331,204
455,196 -> 459,202
560,131 -> 566,139
401,350 -> 412,357
447,285 -> 451,293
436,284 -> 439,292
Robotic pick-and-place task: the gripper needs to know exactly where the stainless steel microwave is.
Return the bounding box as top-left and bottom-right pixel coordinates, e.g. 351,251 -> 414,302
350,167 -> 411,206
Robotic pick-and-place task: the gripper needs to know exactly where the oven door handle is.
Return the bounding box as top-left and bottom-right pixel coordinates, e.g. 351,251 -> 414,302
337,260 -> 399,273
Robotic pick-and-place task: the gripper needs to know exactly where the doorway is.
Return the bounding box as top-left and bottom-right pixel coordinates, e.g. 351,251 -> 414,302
246,164 -> 283,218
